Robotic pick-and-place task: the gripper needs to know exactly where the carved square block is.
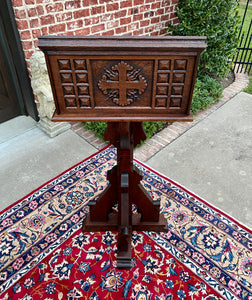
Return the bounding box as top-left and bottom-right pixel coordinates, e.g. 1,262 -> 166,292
170,98 -> 182,107
156,98 -> 166,107
58,59 -> 71,70
60,73 -> 73,84
78,86 -> 89,95
174,59 -> 187,70
63,86 -> 75,96
172,73 -> 185,83
157,86 -> 168,95
76,73 -> 88,83
74,59 -> 86,70
65,98 -> 77,107
171,86 -> 183,95
158,60 -> 171,70
157,73 -> 169,83
79,97 -> 90,107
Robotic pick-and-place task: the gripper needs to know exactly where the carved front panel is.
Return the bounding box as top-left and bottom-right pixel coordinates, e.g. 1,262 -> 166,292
57,58 -> 91,109
49,56 -> 195,118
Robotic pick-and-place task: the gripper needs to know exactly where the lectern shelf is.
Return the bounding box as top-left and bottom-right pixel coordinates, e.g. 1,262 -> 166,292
38,36 -> 206,269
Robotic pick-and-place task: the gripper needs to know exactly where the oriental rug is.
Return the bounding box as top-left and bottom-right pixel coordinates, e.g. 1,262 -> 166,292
0,146 -> 251,300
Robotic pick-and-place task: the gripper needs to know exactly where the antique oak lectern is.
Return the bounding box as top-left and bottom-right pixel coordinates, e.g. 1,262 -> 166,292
38,36 -> 206,269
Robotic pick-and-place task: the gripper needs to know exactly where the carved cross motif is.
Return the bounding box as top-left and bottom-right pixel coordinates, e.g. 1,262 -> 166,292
98,61 -> 147,106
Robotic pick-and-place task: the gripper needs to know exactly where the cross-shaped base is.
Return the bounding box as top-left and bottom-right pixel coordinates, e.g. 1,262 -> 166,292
82,122 -> 167,269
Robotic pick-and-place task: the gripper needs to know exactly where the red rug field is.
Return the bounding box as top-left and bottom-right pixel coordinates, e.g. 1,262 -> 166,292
0,146 -> 251,299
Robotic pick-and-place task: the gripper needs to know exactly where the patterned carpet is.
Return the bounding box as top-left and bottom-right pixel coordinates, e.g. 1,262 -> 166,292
0,146 -> 251,299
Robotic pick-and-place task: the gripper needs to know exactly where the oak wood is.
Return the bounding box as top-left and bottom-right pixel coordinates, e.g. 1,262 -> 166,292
38,36 -> 206,122
39,36 -> 206,269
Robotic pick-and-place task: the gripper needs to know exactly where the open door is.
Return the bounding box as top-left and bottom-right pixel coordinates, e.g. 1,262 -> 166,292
0,0 -> 38,123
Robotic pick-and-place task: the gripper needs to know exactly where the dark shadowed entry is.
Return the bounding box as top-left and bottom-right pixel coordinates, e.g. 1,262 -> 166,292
0,0 -> 38,123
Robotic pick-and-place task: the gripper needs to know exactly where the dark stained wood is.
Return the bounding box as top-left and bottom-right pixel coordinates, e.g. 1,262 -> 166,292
38,36 -> 206,122
39,36 -> 206,269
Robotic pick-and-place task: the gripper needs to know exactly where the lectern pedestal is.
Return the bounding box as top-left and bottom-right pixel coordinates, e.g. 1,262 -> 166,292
82,122 -> 167,268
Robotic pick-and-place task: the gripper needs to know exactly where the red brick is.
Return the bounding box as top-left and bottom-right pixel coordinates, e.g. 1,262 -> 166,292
46,3 -> 63,13
114,9 -> 127,19
22,40 -> 33,50
133,0 -> 143,5
24,50 -> 33,60
128,22 -> 139,31
65,0 -> 81,9
84,18 -> 92,26
151,16 -> 160,24
28,8 -> 37,18
91,5 -> 105,15
128,7 -> 138,15
16,20 -> 28,30
14,9 -> 26,19
41,26 -> 48,35
41,15 -> 55,26
30,18 -> 39,28
140,19 -> 150,27
56,12 -> 73,22
139,5 -> 150,13
74,27 -> 91,35
107,2 -> 119,11
12,0 -> 23,6
49,23 -> 66,34
67,20 -> 83,30
73,9 -> 90,19
170,12 -> 176,19
25,0 -> 35,4
91,23 -> 105,33
120,16 -> 132,25
89,0 -> 98,4
100,13 -> 113,22
20,30 -> 31,40
99,0 -> 111,3
151,2 -> 161,9
89,16 -> 100,25
115,26 -> 127,34
32,28 -> 41,39
102,29 -> 115,35
133,28 -> 144,35
36,5 -> 44,15
107,20 -> 119,29
133,13 -> 143,21
120,0 -> 133,9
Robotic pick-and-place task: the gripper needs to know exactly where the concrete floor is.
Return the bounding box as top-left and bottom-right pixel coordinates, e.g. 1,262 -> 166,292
0,92 -> 251,229
0,116 -> 96,211
147,92 -> 252,229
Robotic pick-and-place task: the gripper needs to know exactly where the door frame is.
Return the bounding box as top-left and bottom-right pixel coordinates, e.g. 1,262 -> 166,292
0,0 -> 39,121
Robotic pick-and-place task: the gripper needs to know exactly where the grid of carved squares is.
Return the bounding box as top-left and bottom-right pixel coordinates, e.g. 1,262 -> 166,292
59,58 -> 187,109
156,59 -> 187,108
58,59 -> 91,108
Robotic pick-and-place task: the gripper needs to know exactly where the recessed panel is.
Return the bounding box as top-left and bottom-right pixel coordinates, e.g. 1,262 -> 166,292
172,73 -> 185,84
174,59 -> 187,70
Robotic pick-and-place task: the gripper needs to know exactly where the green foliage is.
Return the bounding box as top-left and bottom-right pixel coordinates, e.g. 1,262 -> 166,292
243,76 -> 252,95
168,0 -> 240,77
83,121 -> 166,144
191,75 -> 223,113
84,121 -> 107,139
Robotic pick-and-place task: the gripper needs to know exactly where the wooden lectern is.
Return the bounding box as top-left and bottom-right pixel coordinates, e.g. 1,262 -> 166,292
38,36 -> 206,269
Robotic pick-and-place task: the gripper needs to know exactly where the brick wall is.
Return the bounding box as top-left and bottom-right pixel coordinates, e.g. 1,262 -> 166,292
12,0 -> 179,70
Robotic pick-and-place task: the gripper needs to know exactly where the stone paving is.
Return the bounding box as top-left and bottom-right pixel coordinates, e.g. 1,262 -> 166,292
71,72 -> 249,161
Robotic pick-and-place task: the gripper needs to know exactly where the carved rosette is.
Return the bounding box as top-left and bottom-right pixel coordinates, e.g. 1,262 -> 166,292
98,61 -> 147,106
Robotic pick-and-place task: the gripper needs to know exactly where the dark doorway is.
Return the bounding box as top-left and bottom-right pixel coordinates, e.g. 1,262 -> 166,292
0,31 -> 20,123
0,0 -> 38,123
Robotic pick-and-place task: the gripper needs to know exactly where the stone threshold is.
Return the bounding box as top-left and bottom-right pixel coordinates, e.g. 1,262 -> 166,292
71,71 -> 249,162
